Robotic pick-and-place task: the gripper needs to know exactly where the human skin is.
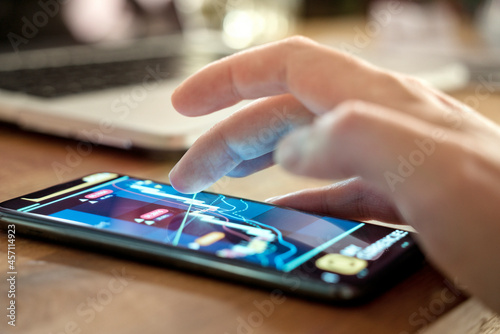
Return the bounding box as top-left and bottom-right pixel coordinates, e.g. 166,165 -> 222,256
169,36 -> 500,313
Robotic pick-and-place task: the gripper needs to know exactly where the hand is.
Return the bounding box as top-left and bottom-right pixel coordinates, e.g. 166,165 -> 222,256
169,36 -> 500,312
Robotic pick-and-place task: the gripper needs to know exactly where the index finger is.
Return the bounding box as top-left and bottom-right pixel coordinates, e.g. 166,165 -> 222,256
172,36 -> 383,117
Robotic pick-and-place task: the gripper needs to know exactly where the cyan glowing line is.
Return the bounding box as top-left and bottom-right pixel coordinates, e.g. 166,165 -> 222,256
172,192 -> 197,246
271,229 -> 298,269
234,216 -> 297,269
194,196 -> 298,269
281,223 -> 365,273
232,199 -> 249,221
189,211 -> 272,236
21,176 -> 129,213
130,184 -> 216,209
18,203 -> 41,212
219,196 -> 237,212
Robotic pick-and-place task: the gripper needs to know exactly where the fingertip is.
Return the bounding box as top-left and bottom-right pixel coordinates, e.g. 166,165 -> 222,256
169,163 -> 216,194
171,83 -> 192,116
172,75 -> 211,116
168,165 -> 194,194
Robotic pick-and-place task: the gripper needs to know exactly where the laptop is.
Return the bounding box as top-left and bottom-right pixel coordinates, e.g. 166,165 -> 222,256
0,0 -> 240,155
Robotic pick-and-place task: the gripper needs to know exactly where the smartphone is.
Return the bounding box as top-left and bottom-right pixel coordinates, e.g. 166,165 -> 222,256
0,172 -> 424,303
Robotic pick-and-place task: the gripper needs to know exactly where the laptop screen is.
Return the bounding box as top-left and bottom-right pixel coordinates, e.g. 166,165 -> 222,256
0,0 -> 182,53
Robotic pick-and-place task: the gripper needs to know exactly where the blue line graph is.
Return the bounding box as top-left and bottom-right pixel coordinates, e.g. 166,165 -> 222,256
198,193 -> 299,270
282,223 -> 365,272
48,177 -> 365,272
19,176 -> 366,274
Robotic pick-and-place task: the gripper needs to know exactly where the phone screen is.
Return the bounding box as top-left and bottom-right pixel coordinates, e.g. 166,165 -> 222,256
0,173 -> 421,298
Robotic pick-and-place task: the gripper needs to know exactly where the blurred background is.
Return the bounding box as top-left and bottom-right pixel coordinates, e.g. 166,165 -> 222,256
2,0 -> 498,91
0,0 -> 499,154
174,0 -> 500,91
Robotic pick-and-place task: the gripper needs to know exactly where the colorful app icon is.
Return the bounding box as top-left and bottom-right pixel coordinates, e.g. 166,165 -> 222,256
315,254 -> 368,275
85,189 -> 113,199
140,209 -> 169,220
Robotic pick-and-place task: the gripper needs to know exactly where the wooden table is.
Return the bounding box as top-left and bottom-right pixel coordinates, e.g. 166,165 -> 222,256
1,17 -> 500,334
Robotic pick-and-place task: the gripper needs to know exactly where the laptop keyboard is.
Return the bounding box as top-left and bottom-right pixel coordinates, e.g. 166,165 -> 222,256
0,54 -> 219,98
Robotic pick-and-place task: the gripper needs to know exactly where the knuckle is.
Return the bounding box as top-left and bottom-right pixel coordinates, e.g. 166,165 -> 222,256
329,100 -> 373,133
393,72 -> 438,102
281,35 -> 316,48
368,70 -> 437,110
400,74 -> 431,90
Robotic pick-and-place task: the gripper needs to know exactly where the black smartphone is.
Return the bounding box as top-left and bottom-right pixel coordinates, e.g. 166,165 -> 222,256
0,172 -> 424,303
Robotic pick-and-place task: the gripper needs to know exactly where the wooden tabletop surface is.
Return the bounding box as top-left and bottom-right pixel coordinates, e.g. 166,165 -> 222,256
1,16 -> 500,334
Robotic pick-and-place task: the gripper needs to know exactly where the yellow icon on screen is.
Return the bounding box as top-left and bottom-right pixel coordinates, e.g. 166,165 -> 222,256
195,232 -> 225,246
316,254 -> 368,275
248,239 -> 268,254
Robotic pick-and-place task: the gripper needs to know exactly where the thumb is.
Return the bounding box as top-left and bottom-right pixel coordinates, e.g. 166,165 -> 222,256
267,177 -> 402,224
